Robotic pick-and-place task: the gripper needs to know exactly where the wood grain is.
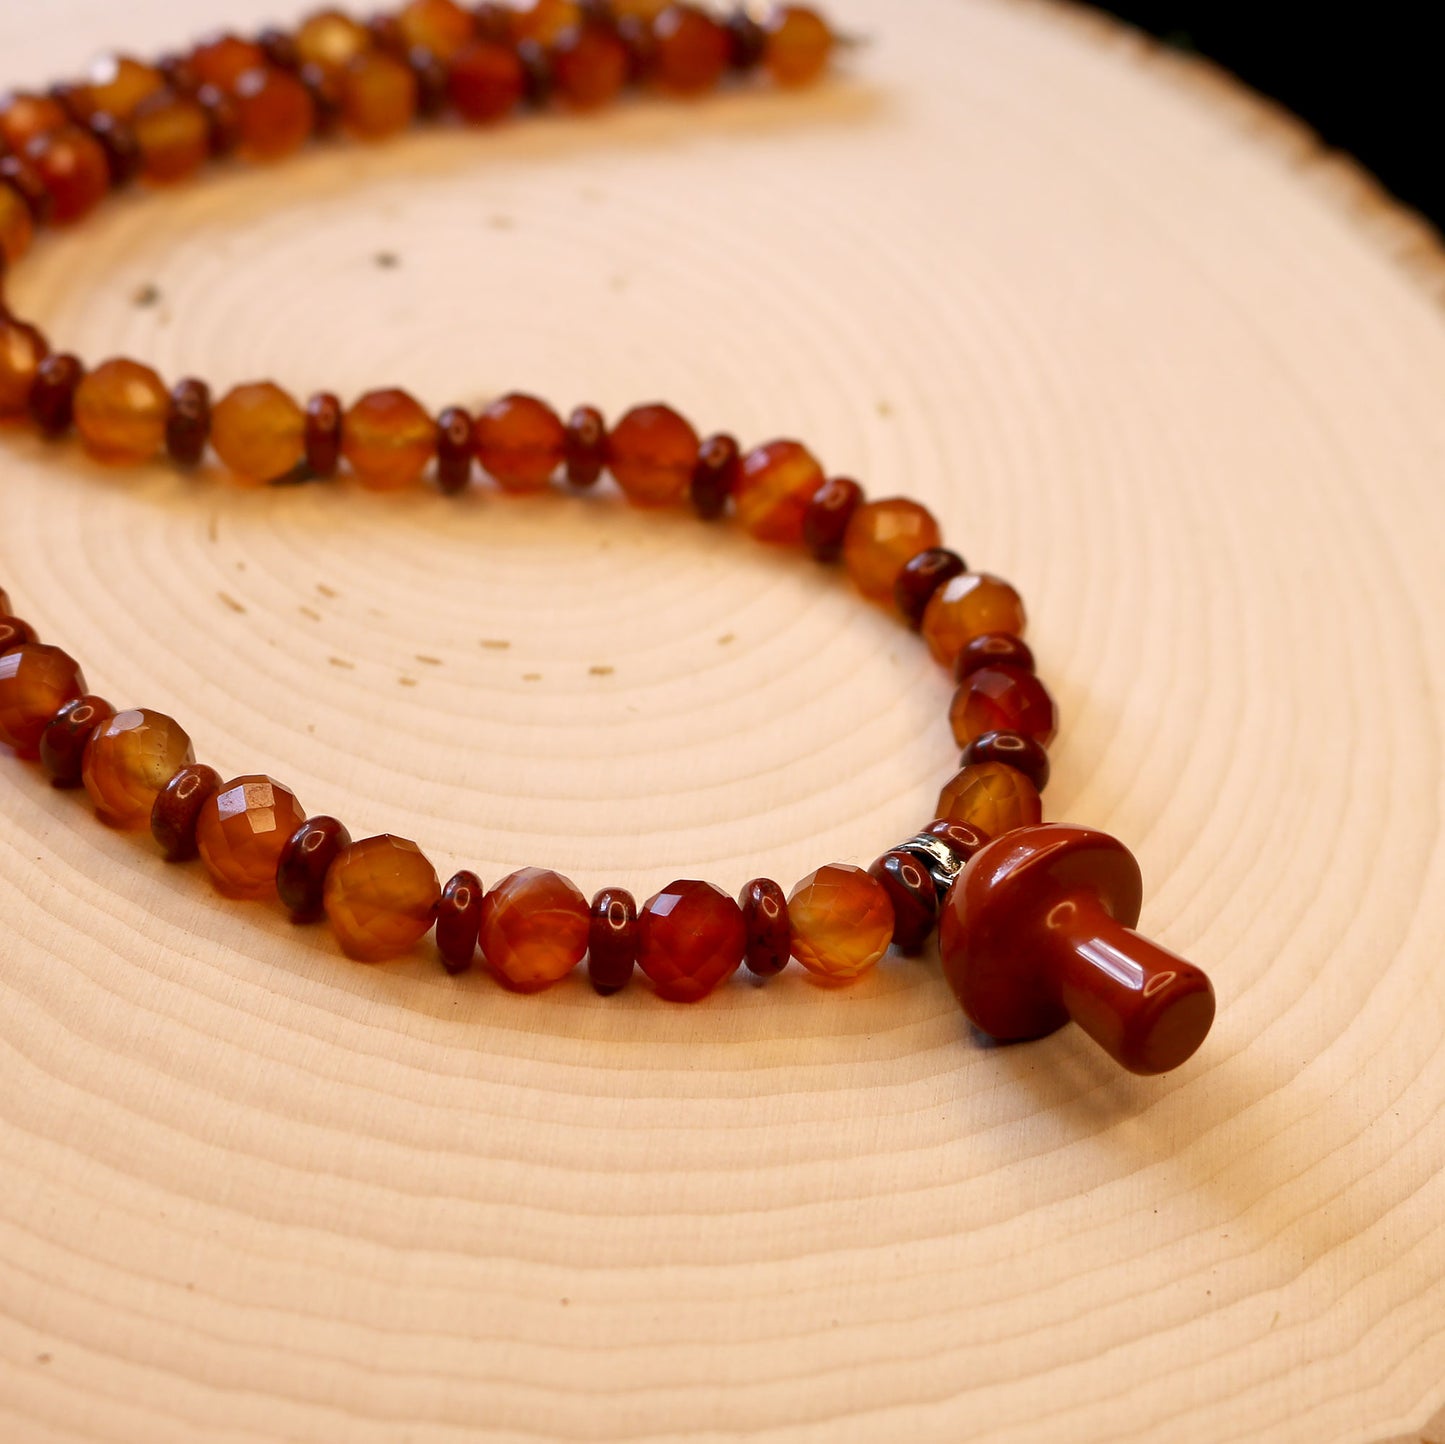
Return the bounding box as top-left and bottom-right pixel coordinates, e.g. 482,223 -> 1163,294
2,1 -> 1444,1440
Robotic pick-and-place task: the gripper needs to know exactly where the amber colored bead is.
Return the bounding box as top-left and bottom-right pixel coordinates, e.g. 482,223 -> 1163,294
0,644 -> 87,757
435,406 -> 475,494
39,694 -> 114,788
740,877 -> 789,977
637,879 -> 746,1003
588,887 -> 638,995
763,5 -> 833,86
956,631 -> 1036,681
297,10 -> 374,73
474,392 -> 566,492
165,377 -> 212,468
480,867 -> 590,991
209,381 -> 304,484
513,0 -> 582,45
343,388 -> 436,490
275,815 -> 353,920
802,475 -> 863,563
867,850 -> 938,955
24,354 -> 82,438
75,56 -> 166,121
82,708 -> 196,830
340,50 -> 419,138
305,391 -> 344,476
896,548 -> 967,630
551,24 -> 630,109
921,573 -> 1027,669
0,315 -> 48,419
129,91 -> 210,185
736,440 -> 825,545
726,8 -> 767,70
950,665 -> 1057,749
842,498 -> 942,605
651,5 -> 730,94
150,763 -> 222,862
564,404 -> 607,487
0,182 -> 34,267
0,615 -> 37,654
437,869 -> 484,974
936,760 -> 1042,837
446,40 -> 526,122
608,403 -> 699,507
690,432 -> 739,520
1,94 -> 65,154
196,775 -> 308,901
322,835 -> 440,961
397,0 -> 478,59
74,358 -> 169,465
961,729 -> 1051,794
190,35 -> 268,93
787,864 -> 894,983
233,67 -> 316,161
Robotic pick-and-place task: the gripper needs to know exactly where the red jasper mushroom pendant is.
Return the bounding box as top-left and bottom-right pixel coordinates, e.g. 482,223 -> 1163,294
938,824 -> 1215,1075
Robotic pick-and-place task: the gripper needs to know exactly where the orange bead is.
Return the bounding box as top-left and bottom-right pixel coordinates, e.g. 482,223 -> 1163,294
921,573 -> 1027,669
734,439 -> 824,545
82,708 -> 196,829
787,863 -> 895,982
652,5 -> 730,94
474,392 -> 566,491
0,181 -> 34,266
607,403 -> 699,507
446,41 -> 525,122
842,498 -> 943,605
131,91 -> 210,185
341,50 -> 418,139
763,5 -> 834,87
949,666 -> 1058,749
74,55 -> 166,120
211,382 -> 307,485
0,643 -> 87,758
0,315 -> 48,419
234,67 -> 316,162
936,761 -> 1042,837
196,775 -> 308,901
551,24 -> 629,110
26,126 -> 111,225
0,93 -> 69,153
74,358 -> 170,465
342,388 -> 436,491
397,0 -> 477,60
296,10 -> 375,74
189,34 -> 268,93
512,0 -> 582,45
323,835 -> 441,962
636,880 -> 746,1002
479,867 -> 590,991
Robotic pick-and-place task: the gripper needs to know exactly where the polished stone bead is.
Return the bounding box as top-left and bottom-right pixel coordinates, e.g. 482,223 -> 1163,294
739,877 -> 790,977
343,387 -> 436,490
74,358 -> 170,465
305,391 -> 344,477
0,315 -> 48,419
0,93 -> 69,154
277,815 -> 353,922
435,406 -> 475,494
151,763 -> 222,862
867,850 -> 938,955
921,573 -> 1027,669
397,0 -> 478,59
690,432 -> 739,520
131,91 -> 211,185
513,0 -> 582,45
651,5 -> 730,94
802,476 -> 863,563
842,498 -> 942,605
324,834 -> 441,961
196,775 -> 308,900
564,404 -> 608,487
0,153 -> 52,226
437,869 -> 484,974
956,631 -> 1036,680
74,55 -> 166,120
82,708 -> 196,829
960,729 -> 1051,793
895,548 -> 966,630
735,440 -> 824,545
950,665 -> 1057,749
480,867 -> 590,991
475,392 -> 566,491
588,887 -> 638,995
763,4 -> 833,86
608,403 -> 700,507
0,180 -> 34,266
551,24 -> 630,109
637,879 -> 746,1002
936,761 -> 1042,837
189,34 -> 268,92
39,694 -> 114,788
0,616 -> 36,654
210,381 -> 305,483
0,644 -> 87,758
447,40 -> 525,121
26,125 -> 111,224
233,67 -> 316,161
165,377 -> 212,468
297,11 -> 375,74
341,50 -> 419,138
787,863 -> 894,982
27,354 -> 84,438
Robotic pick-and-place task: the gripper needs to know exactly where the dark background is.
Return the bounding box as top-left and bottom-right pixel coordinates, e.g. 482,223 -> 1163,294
1095,5 -> 1442,231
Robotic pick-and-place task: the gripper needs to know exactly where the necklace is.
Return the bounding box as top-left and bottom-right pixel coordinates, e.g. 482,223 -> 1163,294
0,0 -> 1214,1077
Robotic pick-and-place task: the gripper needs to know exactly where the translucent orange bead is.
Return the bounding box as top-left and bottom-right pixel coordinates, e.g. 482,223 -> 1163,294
474,392 -> 566,492
234,68 -> 316,162
607,403 -> 699,506
189,34 -> 268,93
0,182 -> 34,266
949,665 -> 1058,749
0,643 -> 87,758
479,867 -> 590,991
763,5 -> 834,87
512,0 -> 582,45
936,761 -> 1042,837
211,382 -> 307,485
296,10 -> 375,74
0,315 -> 48,419
787,863 -> 895,982
921,573 -> 1027,669
0,94 -> 69,152
636,880 -> 746,1002
652,5 -> 731,94
27,126 -> 111,225
196,775 -> 308,901
74,358 -> 170,465
323,835 -> 441,962
82,708 -> 196,829
131,91 -> 210,185
342,388 -> 436,490
74,55 -> 166,120
551,25 -> 629,110
734,439 -> 825,545
397,0 -> 477,60
842,498 -> 942,605
341,51 -> 418,139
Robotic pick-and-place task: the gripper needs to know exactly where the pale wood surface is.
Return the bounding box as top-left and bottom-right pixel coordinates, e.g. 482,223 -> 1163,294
2,1 -> 1444,1440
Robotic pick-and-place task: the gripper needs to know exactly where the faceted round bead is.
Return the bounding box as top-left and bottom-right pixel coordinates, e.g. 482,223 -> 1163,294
551,25 -> 630,110
949,665 -> 1058,748
131,91 -> 211,185
636,879 -> 746,1003
151,763 -> 221,862
211,381 -> 306,484
305,391 -> 344,476
0,644 -> 87,757
735,440 -> 825,545
447,41 -> 525,122
277,815 -> 353,921
297,10 -> 375,74
75,55 -> 166,120
513,0 -> 582,45
166,377 -> 212,468
842,498 -> 942,605
397,0 -> 478,60
474,392 -> 566,492
0,94 -> 69,153
234,67 -> 316,161
26,125 -> 111,224
802,476 -> 863,563
0,616 -> 36,653
564,404 -> 608,487
0,315 -> 48,419
324,835 -> 441,962
39,695 -> 114,788
921,573 -> 1027,669
652,5 -> 731,94
82,708 -> 196,829
588,887 -> 638,996
196,775 -> 308,901
690,432 -> 739,520
961,729 -> 1051,794
435,406 -> 475,494
936,761 -> 1042,837
763,5 -> 834,87
437,870 -> 484,974
787,863 -> 894,983
74,358 -> 170,465
0,181 -> 35,266
190,35 -> 268,92
343,388 -> 436,490
867,850 -> 938,956
28,354 -> 85,438
895,548 -> 967,630
341,50 -> 419,138
480,867 -> 590,991
608,403 -> 700,507
957,631 -> 1036,680
740,877 -> 790,978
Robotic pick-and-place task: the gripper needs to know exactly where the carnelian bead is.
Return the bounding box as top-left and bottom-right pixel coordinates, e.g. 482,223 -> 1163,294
588,887 -> 637,996
397,0 -> 477,59
151,763 -> 221,862
867,851 -> 937,955
514,0 -> 582,46
212,381 -> 307,484
74,358 -> 170,465
190,35 -> 268,93
82,708 -> 196,830
234,67 -> 316,161
324,835 -> 441,962
296,10 -> 375,74
949,665 -> 1057,749
787,864 -> 894,982
437,870 -> 484,974
342,388 -> 436,490
0,94 -> 68,153
842,498 -> 942,606
636,879 -> 746,1002
651,5 -> 730,94
131,91 -> 211,185
895,547 -> 966,630
564,404 -> 607,487
74,56 -> 166,121
690,432 -> 739,520
278,816 -> 353,921
608,403 -> 700,507
447,41 -> 526,122
25,126 -> 110,224
921,573 -> 1027,669
196,775 -> 308,901
763,5 -> 833,87
961,729 -> 1051,794
435,406 -> 475,494
740,877 -> 789,977
474,392 -> 566,492
802,475 -> 863,562
0,616 -> 37,653
0,182 -> 34,267
551,24 -> 629,110
480,867 -> 590,991
28,354 -> 85,438
0,315 -> 48,419
39,695 -> 114,788
166,377 -> 212,468
735,440 -> 825,545
0,644 -> 86,758
957,631 -> 1036,680
936,761 -> 1042,837
341,50 -> 419,138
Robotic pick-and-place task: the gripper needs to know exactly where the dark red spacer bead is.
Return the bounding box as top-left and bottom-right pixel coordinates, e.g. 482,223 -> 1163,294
895,547 -> 967,631
925,818 -> 992,866
38,694 -> 113,788
0,155 -> 53,225
258,26 -> 302,72
435,406 -> 475,494
158,53 -> 201,96
616,16 -> 659,83
956,632 -> 1036,681
517,39 -> 554,106
305,392 -> 344,477
961,729 -> 1051,793
28,353 -> 84,438
0,615 -> 38,655
726,8 -> 767,71
690,432 -> 739,520
868,850 -> 939,955
740,877 -> 790,977
196,84 -> 242,158
564,404 -> 608,487
802,476 -> 863,563
277,815 -> 352,922
408,46 -> 451,118
151,763 -> 222,862
437,870 -> 484,974
367,13 -> 408,54
166,377 -> 212,468
86,113 -> 142,188
298,63 -> 344,137
472,4 -> 515,44
588,887 -> 637,995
